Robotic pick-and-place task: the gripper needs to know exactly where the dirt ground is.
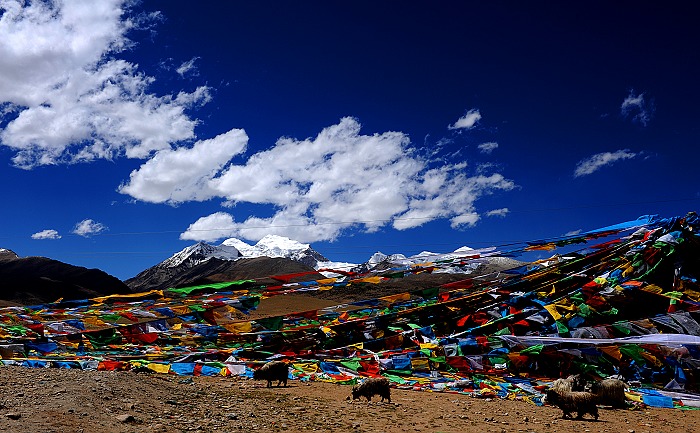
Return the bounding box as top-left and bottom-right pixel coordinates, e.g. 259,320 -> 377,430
0,366 -> 697,433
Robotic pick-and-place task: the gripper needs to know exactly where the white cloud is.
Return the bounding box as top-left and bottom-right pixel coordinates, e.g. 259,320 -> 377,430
449,212 -> 480,228
180,212 -> 238,242
0,0 -> 208,169
478,142 -> 498,154
72,219 -> 107,237
565,229 -> 582,236
485,208 -> 509,217
448,109 -> 481,130
163,118 -> 516,243
31,229 -> 61,240
176,57 -> 199,77
118,128 -> 249,203
621,90 -> 654,126
574,149 -> 638,177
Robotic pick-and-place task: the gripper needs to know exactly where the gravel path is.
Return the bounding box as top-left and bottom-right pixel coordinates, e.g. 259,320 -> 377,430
1,367 -> 697,433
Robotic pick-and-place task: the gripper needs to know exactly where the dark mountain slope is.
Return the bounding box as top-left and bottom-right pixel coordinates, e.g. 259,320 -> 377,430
0,256 -> 132,306
127,256 -> 325,292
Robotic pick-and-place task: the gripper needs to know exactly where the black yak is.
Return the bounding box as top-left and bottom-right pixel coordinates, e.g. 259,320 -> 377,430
351,377 -> 391,403
545,388 -> 599,420
253,361 -> 289,388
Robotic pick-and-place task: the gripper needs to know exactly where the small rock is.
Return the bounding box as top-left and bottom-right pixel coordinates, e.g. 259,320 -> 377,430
523,416 -> 529,422
116,414 -> 135,423
5,413 -> 21,420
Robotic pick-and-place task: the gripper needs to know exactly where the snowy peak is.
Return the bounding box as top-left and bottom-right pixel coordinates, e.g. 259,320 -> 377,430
368,252 -> 407,265
161,241 -> 241,269
254,235 -> 313,258
156,236 -> 511,281
219,235 -> 329,268
0,248 -> 20,262
357,245 -> 491,272
221,238 -> 258,257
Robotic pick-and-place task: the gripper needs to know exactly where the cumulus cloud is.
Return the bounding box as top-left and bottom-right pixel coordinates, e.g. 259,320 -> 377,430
565,229 -> 582,236
478,142 -> 498,154
118,128 -> 249,203
179,212 -> 238,242
0,0 -> 208,169
160,117 -> 516,243
574,149 -> 638,177
31,229 -> 61,240
449,109 -> 481,130
72,219 -> 108,237
621,90 -> 654,126
485,208 -> 509,217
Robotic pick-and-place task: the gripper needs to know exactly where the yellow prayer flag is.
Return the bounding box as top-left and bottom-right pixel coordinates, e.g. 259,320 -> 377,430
411,358 -> 430,371
221,321 -> 253,334
147,363 -> 171,374
543,304 -> 562,321
379,293 -> 411,303
352,276 -> 384,284
292,362 -> 319,373
316,278 -> 337,285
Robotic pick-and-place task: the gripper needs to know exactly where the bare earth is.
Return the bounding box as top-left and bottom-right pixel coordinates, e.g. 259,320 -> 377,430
0,367 -> 697,433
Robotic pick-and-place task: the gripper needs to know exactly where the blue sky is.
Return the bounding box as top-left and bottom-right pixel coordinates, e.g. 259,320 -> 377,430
1,1 -> 698,280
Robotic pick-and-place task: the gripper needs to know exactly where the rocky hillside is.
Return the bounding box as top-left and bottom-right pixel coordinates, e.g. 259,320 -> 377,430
126,256 -> 325,293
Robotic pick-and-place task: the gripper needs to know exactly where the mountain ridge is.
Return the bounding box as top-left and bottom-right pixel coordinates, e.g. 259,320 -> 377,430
1,235 -> 525,304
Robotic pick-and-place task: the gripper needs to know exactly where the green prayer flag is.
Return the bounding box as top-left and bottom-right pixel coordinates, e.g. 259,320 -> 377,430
416,287 -> 440,300
168,280 -> 256,295
620,344 -> 647,364
555,321 -> 569,335
84,328 -> 122,347
340,360 -> 361,371
520,344 -> 544,355
383,374 -> 407,384
493,327 -> 512,336
256,316 -> 283,331
612,323 -> 631,335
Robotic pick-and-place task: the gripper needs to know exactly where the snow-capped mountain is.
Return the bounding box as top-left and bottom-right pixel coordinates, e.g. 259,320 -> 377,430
221,235 -> 329,268
161,242 -> 241,269
125,233 -> 525,292
158,235 -> 330,270
0,248 -> 20,262
125,235 -> 330,292
342,245 -> 524,276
